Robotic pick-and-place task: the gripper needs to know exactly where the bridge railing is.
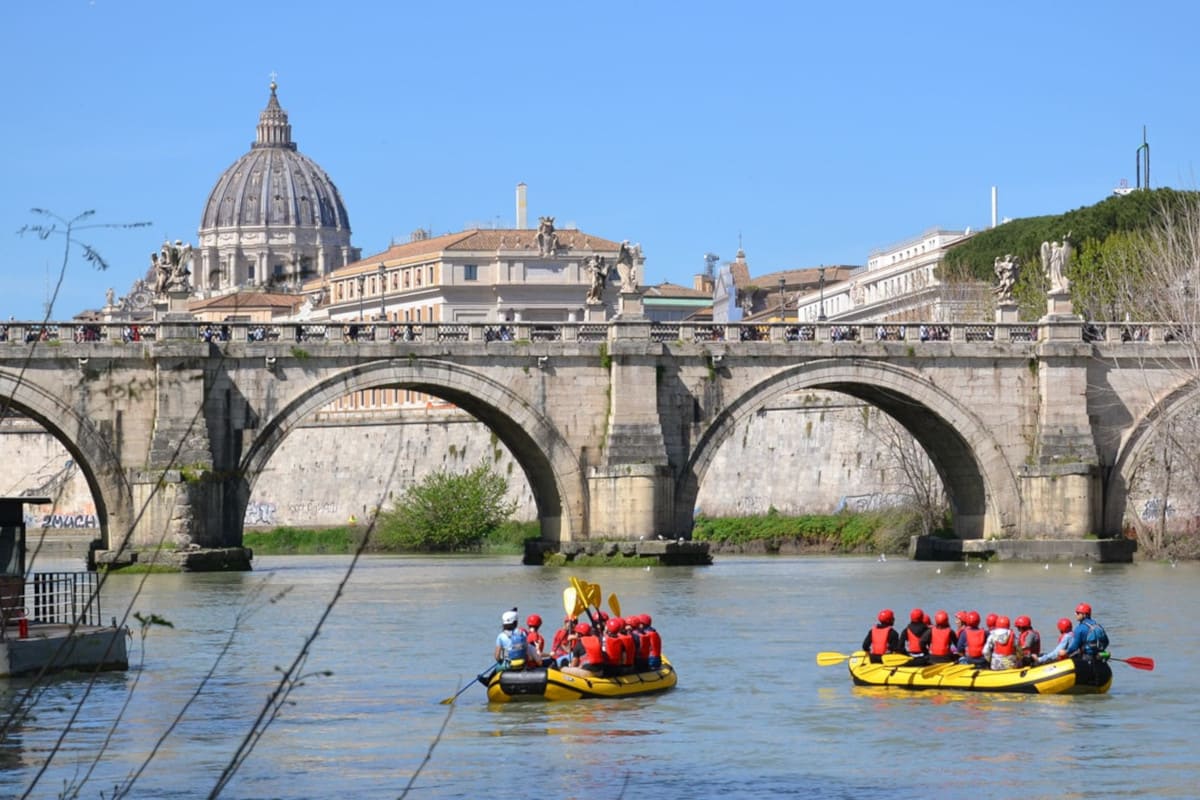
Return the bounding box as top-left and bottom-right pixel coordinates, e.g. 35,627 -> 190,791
1,320 -> 1193,347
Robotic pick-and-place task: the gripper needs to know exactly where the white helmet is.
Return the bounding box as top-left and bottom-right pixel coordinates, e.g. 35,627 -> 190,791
501,610 -> 518,625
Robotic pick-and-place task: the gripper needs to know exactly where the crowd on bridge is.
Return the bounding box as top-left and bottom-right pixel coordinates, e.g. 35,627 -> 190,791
494,607 -> 663,678
862,601 -> 1109,670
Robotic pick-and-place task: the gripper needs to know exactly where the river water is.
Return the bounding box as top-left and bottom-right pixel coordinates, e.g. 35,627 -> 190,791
1,554 -> 1195,799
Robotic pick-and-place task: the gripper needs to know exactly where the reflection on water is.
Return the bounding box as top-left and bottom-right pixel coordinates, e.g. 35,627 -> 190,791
0,555 -> 1195,799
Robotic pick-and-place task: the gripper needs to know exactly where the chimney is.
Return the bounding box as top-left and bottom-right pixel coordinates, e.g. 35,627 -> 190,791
516,182 -> 527,229
991,186 -> 998,229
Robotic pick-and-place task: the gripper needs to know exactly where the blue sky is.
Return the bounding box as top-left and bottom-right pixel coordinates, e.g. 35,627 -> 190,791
3,1 -> 1198,321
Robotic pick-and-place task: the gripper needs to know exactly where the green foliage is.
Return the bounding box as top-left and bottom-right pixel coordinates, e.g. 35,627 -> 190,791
373,462 -> 517,552
245,526 -> 360,554
481,520 -> 540,554
692,510 -> 923,553
1069,230 -> 1144,321
942,189 -> 1193,284
598,341 -> 612,369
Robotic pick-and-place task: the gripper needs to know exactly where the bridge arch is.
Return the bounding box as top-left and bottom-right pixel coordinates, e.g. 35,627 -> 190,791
1105,377 -> 1200,534
239,359 -> 583,543
0,371 -> 129,549
679,359 -> 1021,539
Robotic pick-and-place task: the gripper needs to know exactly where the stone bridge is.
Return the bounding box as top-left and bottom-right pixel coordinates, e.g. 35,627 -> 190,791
0,318 -> 1194,564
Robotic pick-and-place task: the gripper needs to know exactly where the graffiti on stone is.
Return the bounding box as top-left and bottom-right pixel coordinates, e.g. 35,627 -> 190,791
26,512 -> 99,528
244,500 -> 278,526
1140,497 -> 1175,521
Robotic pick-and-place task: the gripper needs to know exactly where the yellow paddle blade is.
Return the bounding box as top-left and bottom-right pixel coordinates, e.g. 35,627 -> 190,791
584,583 -> 601,610
816,651 -> 852,666
563,587 -> 579,618
608,592 -> 621,617
880,654 -> 913,667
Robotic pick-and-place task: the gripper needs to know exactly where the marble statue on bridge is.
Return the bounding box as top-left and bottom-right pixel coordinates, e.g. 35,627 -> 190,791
993,254 -> 1019,302
535,216 -> 559,257
585,255 -> 609,305
151,240 -> 194,296
1041,236 -> 1072,294
616,240 -> 641,292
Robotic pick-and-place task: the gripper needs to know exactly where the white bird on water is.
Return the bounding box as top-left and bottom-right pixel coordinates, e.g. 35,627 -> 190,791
1044,564 -> 1050,570
878,554 -> 887,562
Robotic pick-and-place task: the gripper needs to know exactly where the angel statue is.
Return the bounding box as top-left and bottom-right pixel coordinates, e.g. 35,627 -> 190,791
616,240 -> 640,292
993,254 -> 1019,303
584,255 -> 609,305
1041,236 -> 1072,294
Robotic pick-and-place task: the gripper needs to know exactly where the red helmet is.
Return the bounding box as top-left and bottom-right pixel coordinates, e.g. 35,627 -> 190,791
632,614 -> 647,627
597,611 -> 610,622
526,614 -> 542,629
605,617 -> 624,635
1057,618 -> 1072,633
910,608 -> 924,623
1014,615 -> 1031,629
576,622 -> 592,636
996,615 -> 1011,629
954,610 -> 967,623
966,611 -> 981,627
642,614 -> 653,627
878,609 -> 895,625
985,613 -> 998,629
934,610 -> 949,625
923,613 -> 931,625
1075,602 -> 1092,616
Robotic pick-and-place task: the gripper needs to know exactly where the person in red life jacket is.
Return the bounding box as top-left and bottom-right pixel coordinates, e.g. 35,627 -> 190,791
524,614 -> 545,665
1036,618 -> 1075,665
615,617 -> 637,674
862,609 -> 902,663
983,614 -> 1020,670
956,610 -> 988,667
626,614 -> 647,670
550,615 -> 576,665
927,610 -> 958,663
602,617 -> 629,675
900,607 -> 932,663
1014,615 -> 1041,666
641,614 -> 663,669
562,622 -> 605,677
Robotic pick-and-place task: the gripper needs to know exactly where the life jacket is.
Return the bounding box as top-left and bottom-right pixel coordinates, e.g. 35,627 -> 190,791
579,635 -> 604,671
645,628 -> 662,667
551,628 -> 569,657
870,625 -> 893,656
500,629 -> 528,668
964,628 -> 986,658
1019,628 -> 1041,656
929,626 -> 954,656
1079,619 -> 1110,655
906,628 -> 927,654
526,629 -> 544,656
617,633 -> 636,668
603,635 -> 626,668
630,631 -> 646,667
992,631 -> 1015,657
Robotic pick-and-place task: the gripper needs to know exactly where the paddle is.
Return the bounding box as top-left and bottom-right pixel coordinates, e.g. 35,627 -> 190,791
816,651 -> 909,667
439,664 -> 498,705
608,592 -> 621,617
563,587 -> 583,619
570,577 -> 601,629
1109,655 -> 1155,671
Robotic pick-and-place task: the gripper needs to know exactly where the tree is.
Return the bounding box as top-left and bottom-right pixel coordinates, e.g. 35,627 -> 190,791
857,408 -> 947,536
375,463 -> 517,552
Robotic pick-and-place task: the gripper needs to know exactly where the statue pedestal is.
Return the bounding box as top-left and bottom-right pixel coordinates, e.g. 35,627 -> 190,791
584,304 -> 608,323
617,291 -> 644,320
1045,290 -> 1074,318
995,302 -> 1020,323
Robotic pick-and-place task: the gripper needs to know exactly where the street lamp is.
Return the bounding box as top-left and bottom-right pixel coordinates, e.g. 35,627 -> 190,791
817,266 -> 827,321
356,274 -> 365,321
378,263 -> 387,321
778,277 -> 786,321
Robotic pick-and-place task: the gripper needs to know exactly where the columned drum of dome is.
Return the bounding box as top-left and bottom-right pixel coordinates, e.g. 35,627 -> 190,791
196,81 -> 358,298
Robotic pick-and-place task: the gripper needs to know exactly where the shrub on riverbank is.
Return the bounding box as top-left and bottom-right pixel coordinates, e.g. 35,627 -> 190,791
374,463 -> 517,552
692,509 -> 924,554
244,526 -> 360,554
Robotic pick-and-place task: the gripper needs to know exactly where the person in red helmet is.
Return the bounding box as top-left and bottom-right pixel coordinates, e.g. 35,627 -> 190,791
1066,602 -> 1109,660
550,615 -> 576,665
862,609 -> 902,663
900,607 -> 932,663
928,610 -> 958,663
641,614 -> 663,670
562,622 -> 604,677
602,617 -> 629,675
956,610 -> 988,667
1014,615 -> 1041,666
523,614 -> 545,664
1036,618 -> 1075,664
985,612 -> 998,633
983,615 -> 1019,670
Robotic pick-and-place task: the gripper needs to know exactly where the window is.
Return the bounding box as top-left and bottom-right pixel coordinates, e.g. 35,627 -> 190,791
247,261 -> 256,282
273,263 -> 284,278
404,270 -> 411,288
464,264 -> 478,281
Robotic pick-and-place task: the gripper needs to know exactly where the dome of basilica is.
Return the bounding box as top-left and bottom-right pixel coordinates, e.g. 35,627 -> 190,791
195,82 -> 357,297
